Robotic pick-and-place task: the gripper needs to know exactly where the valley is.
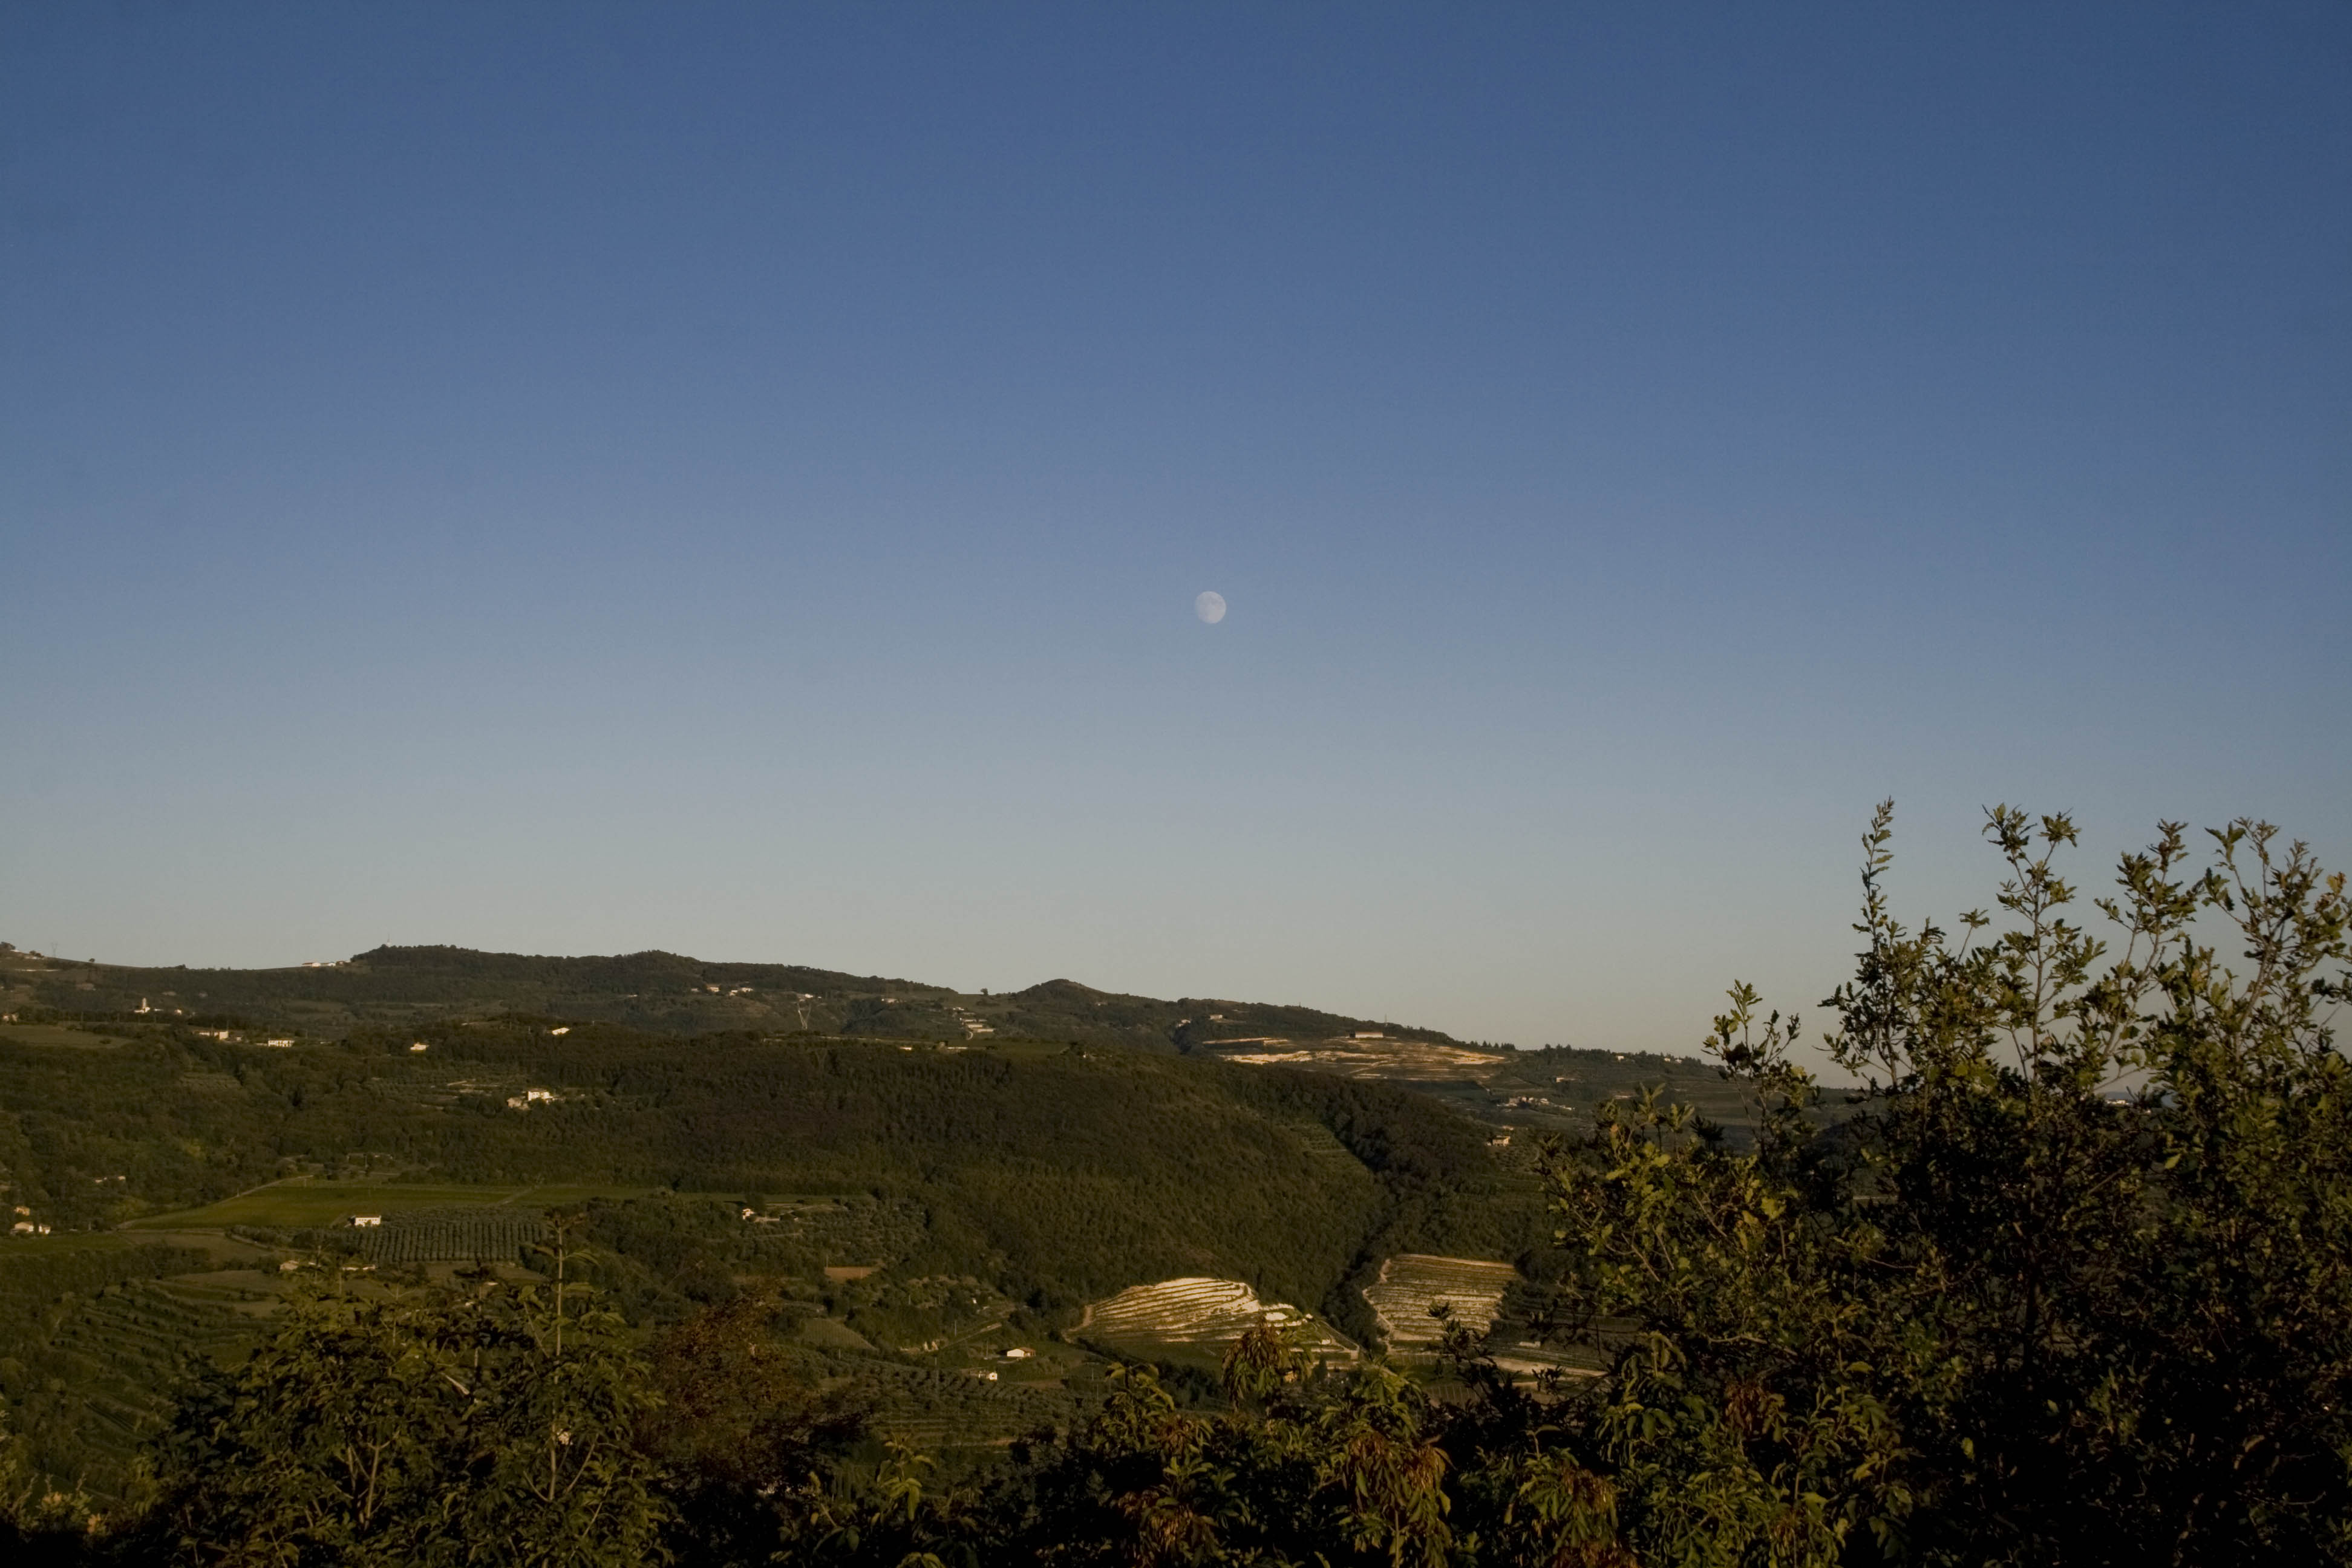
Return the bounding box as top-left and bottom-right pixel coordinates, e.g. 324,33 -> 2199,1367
0,942 -> 1736,1501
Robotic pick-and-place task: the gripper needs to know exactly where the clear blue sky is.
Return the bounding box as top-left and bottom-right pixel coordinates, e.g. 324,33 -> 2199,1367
4,4 -> 2346,1054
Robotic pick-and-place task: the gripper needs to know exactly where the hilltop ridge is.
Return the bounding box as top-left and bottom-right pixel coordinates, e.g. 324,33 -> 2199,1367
0,941 -> 1482,1056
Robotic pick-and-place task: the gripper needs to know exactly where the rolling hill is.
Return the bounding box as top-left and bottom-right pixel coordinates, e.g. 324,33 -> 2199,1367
0,1004 -> 1549,1498
0,942 -> 1482,1055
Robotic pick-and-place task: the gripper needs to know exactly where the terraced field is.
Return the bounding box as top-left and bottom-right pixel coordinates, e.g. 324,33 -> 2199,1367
860,1364 -> 1080,1454
1079,1276 -> 1356,1367
16,1277 -> 263,1467
1361,1254 -> 1520,1353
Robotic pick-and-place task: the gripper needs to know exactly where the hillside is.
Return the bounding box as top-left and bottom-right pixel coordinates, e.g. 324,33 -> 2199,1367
0,940 -> 1771,1502
0,942 -> 1480,1055
0,1008 -> 1548,1497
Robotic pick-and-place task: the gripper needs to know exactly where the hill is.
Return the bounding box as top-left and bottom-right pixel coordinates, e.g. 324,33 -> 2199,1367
0,942 -> 1480,1055
0,1008 -> 1547,1497
0,940 -> 1771,1502
0,943 -> 1777,1137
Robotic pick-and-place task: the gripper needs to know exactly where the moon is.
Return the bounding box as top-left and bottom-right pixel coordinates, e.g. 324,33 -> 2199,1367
1195,590 -> 1227,624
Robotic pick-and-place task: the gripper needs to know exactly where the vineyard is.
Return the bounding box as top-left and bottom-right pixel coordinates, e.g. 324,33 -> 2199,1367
1360,1253 -> 1519,1353
293,1206 -> 550,1266
1079,1276 -> 1356,1366
858,1361 -> 1085,1455
129,1180 -> 641,1232
2,1268 -> 264,1495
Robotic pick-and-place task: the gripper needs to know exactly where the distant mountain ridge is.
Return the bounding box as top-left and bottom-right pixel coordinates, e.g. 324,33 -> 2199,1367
0,942 -> 1483,1054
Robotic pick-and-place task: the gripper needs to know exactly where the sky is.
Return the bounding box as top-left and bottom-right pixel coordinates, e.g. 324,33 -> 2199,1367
4,3 -> 2347,1059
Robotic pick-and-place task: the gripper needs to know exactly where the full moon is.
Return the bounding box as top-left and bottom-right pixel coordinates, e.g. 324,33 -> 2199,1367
1195,590 -> 1227,624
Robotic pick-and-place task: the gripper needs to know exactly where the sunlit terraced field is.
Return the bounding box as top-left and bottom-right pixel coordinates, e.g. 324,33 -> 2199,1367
1361,1255 -> 1607,1379
1361,1253 -> 1520,1353
1079,1276 -> 1356,1367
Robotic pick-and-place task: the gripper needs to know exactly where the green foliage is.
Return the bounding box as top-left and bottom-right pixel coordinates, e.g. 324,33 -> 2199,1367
1,944 -> 1466,1055
962,1328 -> 1457,1568
0,1243 -> 224,1511
639,1292 -> 871,1566
1514,804 -> 2352,1566
0,1021 -> 1518,1308
290,1208 -> 549,1268
712,803 -> 2342,1567
147,1240 -> 670,1567
0,1020 -> 1537,1505
17,805 -> 2344,1567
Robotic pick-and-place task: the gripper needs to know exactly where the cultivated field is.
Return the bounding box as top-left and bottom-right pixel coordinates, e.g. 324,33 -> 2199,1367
1079,1276 -> 1356,1366
1197,1036 -> 1515,1081
1361,1254 -> 1520,1352
1361,1255 -> 1607,1378
304,1207 -> 552,1266
0,1021 -> 134,1051
125,1178 -> 652,1231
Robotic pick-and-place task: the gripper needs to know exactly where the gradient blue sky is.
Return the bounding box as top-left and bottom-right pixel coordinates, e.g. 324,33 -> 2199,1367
4,4 -> 2347,1056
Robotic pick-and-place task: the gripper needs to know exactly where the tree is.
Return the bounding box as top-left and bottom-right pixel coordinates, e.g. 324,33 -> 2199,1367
640,1291 -> 867,1566
76,803 -> 2352,1567
149,1238 -> 670,1567
972,1327 -> 1454,1567
1509,805 -> 2352,1566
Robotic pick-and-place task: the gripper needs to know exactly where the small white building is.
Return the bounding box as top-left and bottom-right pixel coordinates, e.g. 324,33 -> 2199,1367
347,1215 -> 383,1228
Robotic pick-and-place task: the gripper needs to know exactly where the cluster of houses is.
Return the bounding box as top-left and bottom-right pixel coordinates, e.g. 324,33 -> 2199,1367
505,1088 -> 562,1110
187,1025 -> 295,1045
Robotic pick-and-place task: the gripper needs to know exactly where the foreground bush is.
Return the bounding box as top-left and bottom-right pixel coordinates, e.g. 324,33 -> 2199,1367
1519,805 -> 2352,1565
142,1238 -> 669,1568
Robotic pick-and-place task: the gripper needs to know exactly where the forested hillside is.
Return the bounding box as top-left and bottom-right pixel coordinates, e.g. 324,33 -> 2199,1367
0,1011 -> 1545,1500
0,1015 -> 1535,1298
0,942 -> 1474,1053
